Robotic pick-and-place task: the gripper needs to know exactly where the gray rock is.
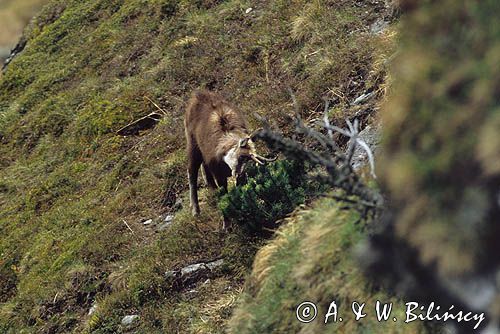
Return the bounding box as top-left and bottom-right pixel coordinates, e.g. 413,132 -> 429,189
348,123 -> 382,171
165,259 -> 224,281
370,19 -> 389,34
181,259 -> 224,276
157,214 -> 174,231
88,303 -> 98,316
121,314 -> 139,326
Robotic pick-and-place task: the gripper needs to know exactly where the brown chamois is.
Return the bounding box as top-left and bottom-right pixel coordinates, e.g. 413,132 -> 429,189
184,90 -> 274,229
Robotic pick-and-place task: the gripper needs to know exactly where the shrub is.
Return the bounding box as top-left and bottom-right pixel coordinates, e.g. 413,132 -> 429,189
218,159 -> 322,232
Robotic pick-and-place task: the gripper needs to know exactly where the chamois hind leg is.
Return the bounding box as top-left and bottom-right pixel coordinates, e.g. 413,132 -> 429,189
187,145 -> 202,216
202,163 -> 217,189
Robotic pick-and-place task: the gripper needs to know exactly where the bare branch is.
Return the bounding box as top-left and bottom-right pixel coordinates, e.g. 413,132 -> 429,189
323,99 -> 333,139
355,138 -> 377,179
144,96 -> 168,117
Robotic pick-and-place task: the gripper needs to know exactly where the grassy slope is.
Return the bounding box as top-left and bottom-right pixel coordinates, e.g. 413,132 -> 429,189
229,197 -> 426,333
0,0 -> 400,333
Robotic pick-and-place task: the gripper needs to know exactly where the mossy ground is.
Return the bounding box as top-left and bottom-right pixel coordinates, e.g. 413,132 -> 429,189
1,0 -> 399,332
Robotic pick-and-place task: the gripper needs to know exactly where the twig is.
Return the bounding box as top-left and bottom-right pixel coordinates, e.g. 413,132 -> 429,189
115,112 -> 162,135
322,118 -> 377,179
252,127 -> 381,207
323,99 -> 332,139
144,96 -> 168,116
254,90 -> 381,211
122,219 -> 134,234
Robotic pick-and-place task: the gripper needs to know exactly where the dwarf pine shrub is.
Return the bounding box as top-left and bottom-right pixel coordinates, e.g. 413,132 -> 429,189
218,160 -> 323,232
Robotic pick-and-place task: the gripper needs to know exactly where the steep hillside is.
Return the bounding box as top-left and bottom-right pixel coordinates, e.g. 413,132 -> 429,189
0,0 -> 401,333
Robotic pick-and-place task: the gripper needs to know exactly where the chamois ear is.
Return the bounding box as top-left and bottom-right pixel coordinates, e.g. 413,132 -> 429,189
239,137 -> 249,148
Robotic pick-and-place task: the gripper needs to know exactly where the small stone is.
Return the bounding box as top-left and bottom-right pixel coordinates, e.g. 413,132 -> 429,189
157,214 -> 174,231
121,314 -> 139,326
348,123 -> 382,171
206,259 -> 224,270
245,7 -> 253,14
181,263 -> 206,276
142,219 -> 153,226
88,303 -> 98,316
370,19 -> 389,34
180,259 -> 224,276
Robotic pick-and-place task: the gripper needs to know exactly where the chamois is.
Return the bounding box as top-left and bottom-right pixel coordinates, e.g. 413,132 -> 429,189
184,90 -> 273,229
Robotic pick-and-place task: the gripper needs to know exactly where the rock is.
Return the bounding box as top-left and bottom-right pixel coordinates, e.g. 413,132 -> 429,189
157,214 -> 174,231
179,259 -> 224,276
88,303 -> 98,316
348,123 -> 382,171
181,263 -> 206,276
165,259 -> 224,283
121,314 -> 139,326
142,219 -> 153,226
370,19 -> 389,34
245,7 -> 253,14
0,47 -> 11,63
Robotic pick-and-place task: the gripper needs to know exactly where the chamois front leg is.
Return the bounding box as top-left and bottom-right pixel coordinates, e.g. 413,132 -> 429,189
187,150 -> 202,217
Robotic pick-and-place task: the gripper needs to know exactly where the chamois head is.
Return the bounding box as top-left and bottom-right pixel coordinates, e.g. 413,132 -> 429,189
223,133 -> 276,181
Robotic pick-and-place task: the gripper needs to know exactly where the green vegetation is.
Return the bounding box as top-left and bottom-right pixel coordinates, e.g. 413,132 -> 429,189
229,197 -> 425,333
219,160 -> 324,232
0,0 -> 403,333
